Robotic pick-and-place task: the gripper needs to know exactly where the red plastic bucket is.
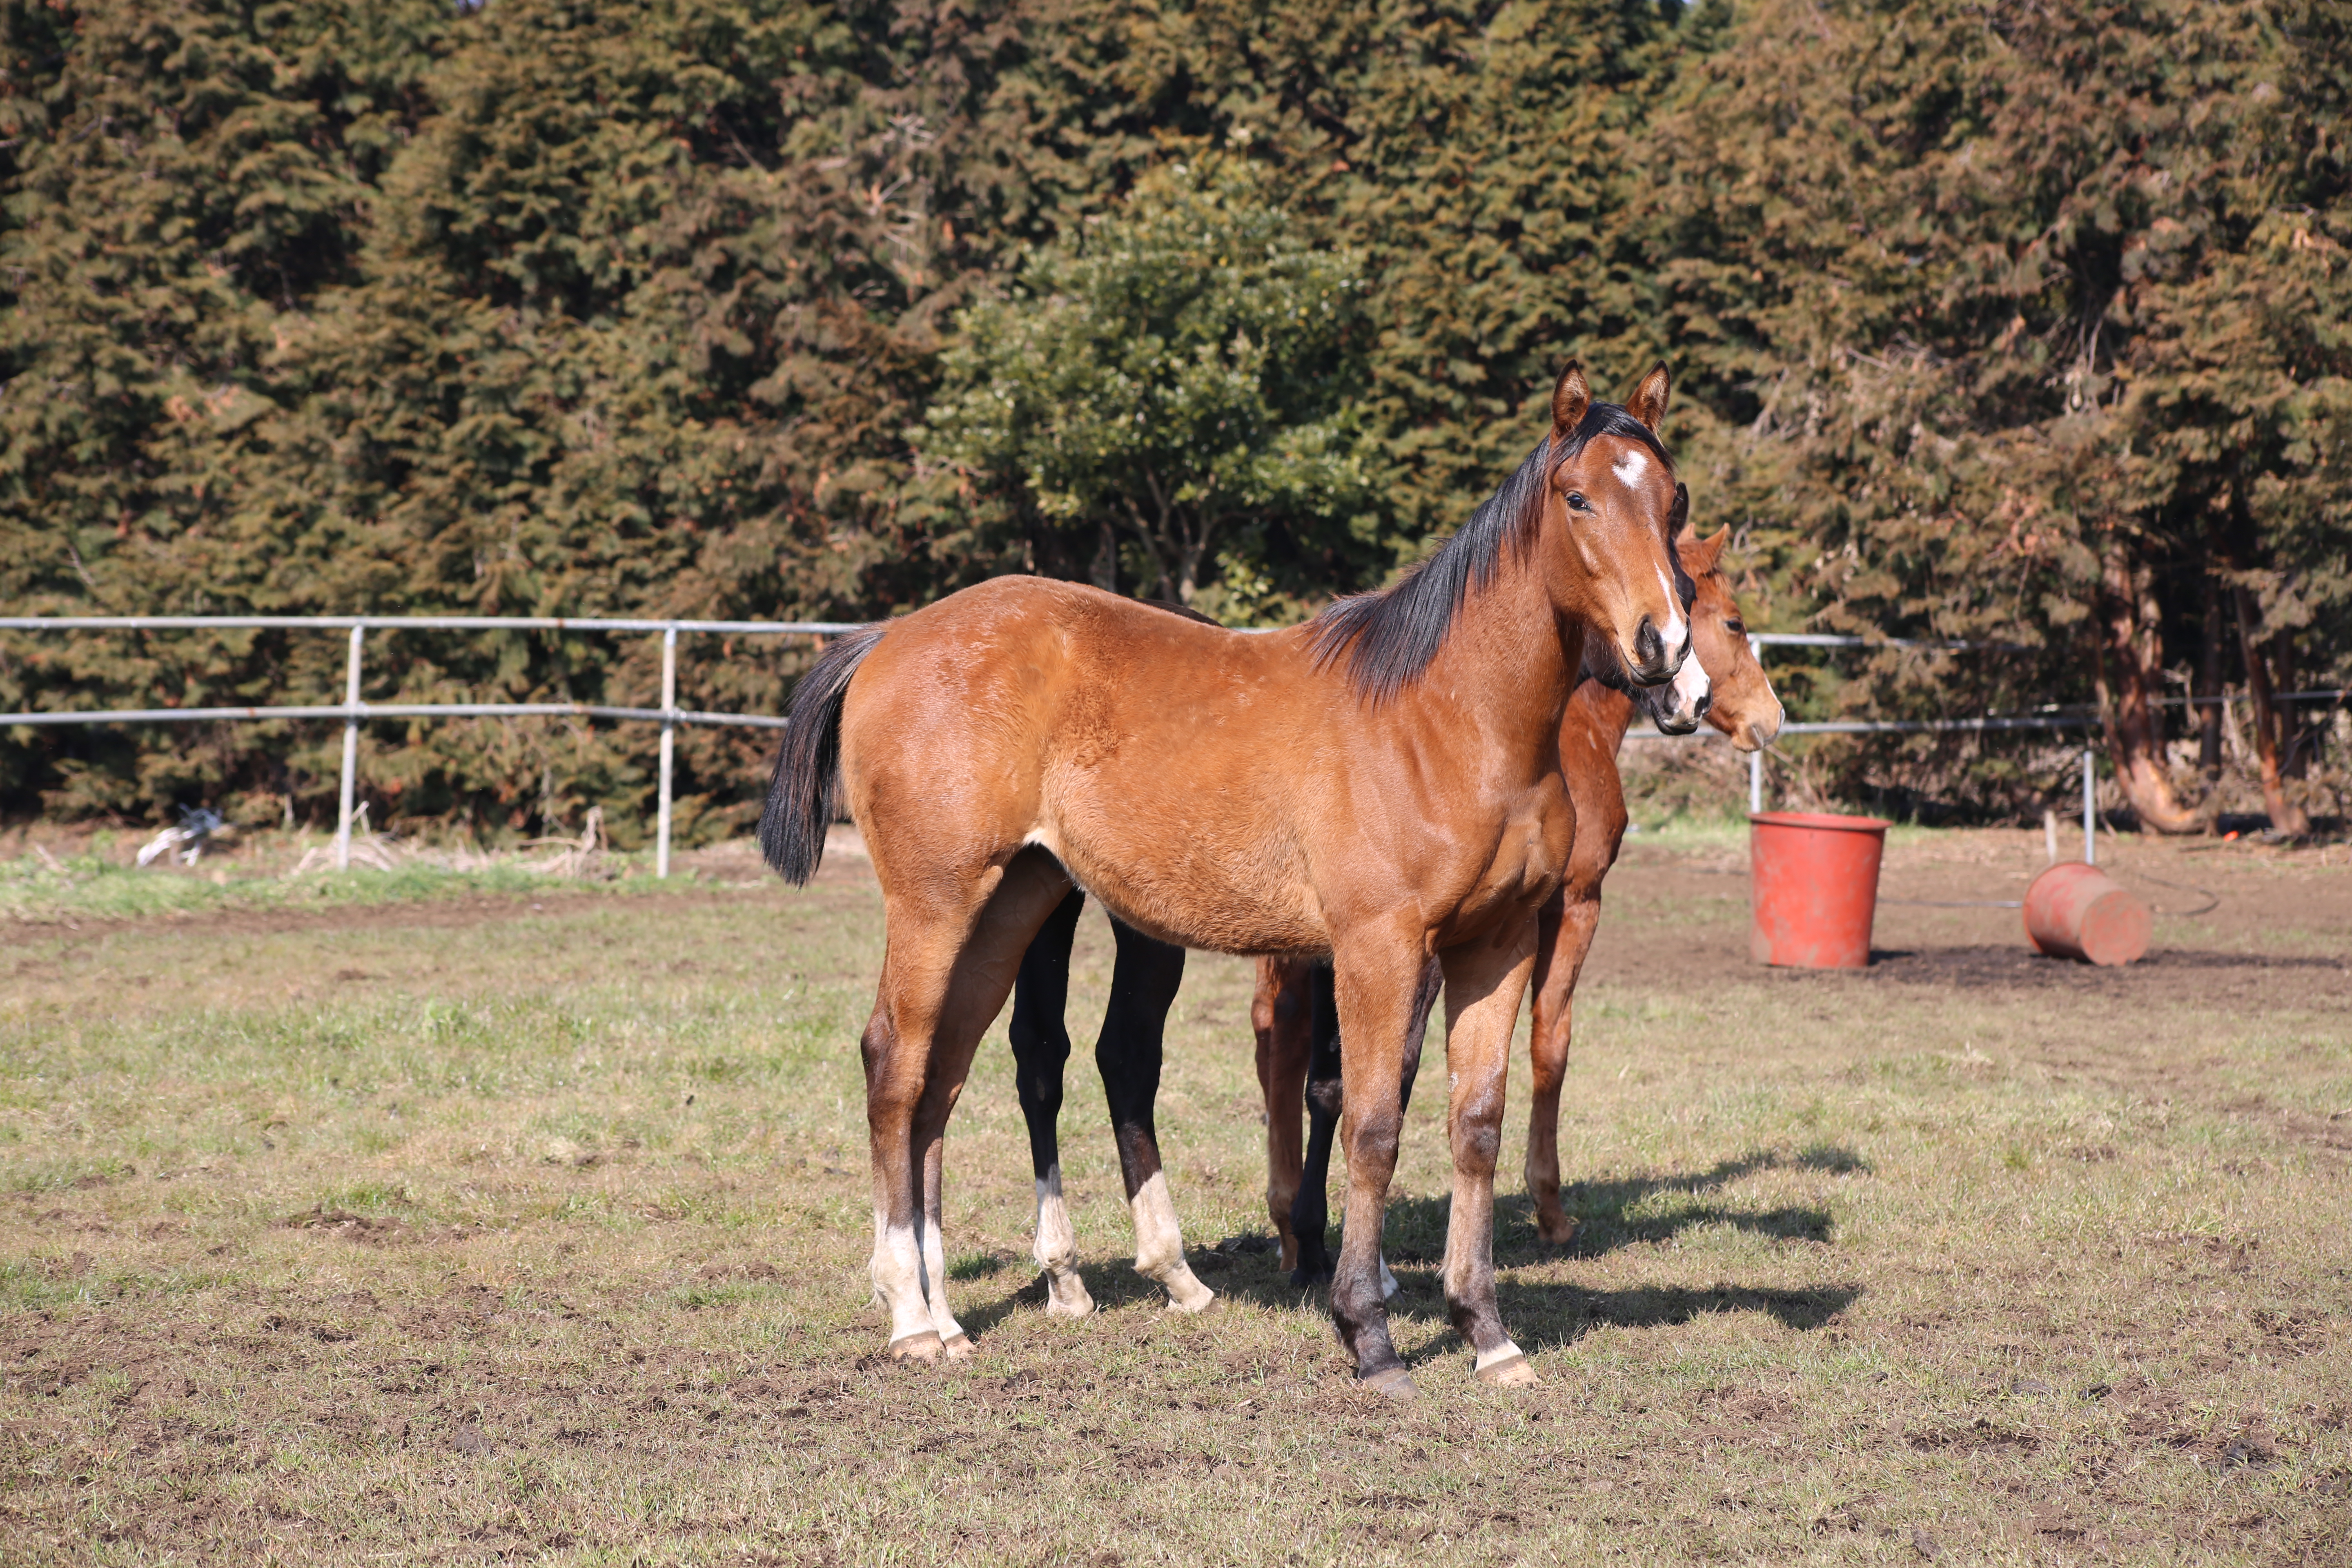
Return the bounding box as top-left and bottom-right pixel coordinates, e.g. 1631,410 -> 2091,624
2023,863 -> 2150,966
1749,811 -> 1892,969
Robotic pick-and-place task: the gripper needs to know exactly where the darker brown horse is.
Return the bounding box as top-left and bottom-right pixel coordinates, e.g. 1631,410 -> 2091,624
763,363 -> 1689,1396
1256,521 -> 1783,1272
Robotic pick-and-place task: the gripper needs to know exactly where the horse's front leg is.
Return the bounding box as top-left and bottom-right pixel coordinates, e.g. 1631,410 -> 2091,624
1525,892 -> 1601,1245
1099,920 -> 1214,1312
1440,915 -> 1542,1385
1007,888 -> 1093,1317
1328,929 -> 1443,1396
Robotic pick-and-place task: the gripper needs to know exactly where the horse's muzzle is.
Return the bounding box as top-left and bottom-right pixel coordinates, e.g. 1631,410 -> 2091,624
1629,617 -> 1681,686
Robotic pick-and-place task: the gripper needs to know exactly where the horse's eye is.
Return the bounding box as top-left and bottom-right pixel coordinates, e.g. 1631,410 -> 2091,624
1566,492 -> 1590,512
1726,619 -> 1746,636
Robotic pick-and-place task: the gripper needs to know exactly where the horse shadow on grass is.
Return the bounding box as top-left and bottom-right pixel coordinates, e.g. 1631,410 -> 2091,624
952,1145 -> 1866,1348
1409,1145 -> 1859,1267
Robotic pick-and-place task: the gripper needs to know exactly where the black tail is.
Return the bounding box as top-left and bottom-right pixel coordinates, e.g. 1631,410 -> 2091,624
759,624 -> 887,884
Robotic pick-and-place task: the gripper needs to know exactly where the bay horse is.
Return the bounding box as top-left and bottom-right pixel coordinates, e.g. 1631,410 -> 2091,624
762,363 -> 1690,1395
1261,521 -> 1784,1278
998,532 -> 1718,1321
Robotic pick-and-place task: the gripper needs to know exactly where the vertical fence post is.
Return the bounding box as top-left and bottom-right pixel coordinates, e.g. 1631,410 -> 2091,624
1746,633 -> 1765,817
2081,747 -> 2096,866
335,625 -> 364,872
656,626 -> 677,880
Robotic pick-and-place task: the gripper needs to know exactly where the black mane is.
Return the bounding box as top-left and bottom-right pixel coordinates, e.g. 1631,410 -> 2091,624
1309,401 -> 1674,702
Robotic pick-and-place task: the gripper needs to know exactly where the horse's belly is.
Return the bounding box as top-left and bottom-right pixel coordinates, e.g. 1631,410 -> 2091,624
1032,790 -> 1326,957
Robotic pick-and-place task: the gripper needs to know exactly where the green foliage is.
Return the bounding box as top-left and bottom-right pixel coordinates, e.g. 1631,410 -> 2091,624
926,158 -> 1375,614
1642,0 -> 2352,813
0,0 -> 2344,829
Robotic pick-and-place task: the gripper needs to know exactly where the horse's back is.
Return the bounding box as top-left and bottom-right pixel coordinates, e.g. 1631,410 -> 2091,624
839,576 -> 1333,952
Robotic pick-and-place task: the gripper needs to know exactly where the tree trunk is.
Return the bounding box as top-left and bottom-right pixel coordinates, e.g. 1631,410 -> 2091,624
2232,584 -> 2312,837
2095,543 -> 2201,833
1175,517 -> 1215,606
2271,627 -> 2312,780
1125,490 -> 1178,602
1090,521 -> 1118,593
2196,575 -> 2225,784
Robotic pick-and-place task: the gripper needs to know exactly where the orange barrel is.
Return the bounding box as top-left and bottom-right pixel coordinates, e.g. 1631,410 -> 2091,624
2023,863 -> 2151,966
1748,811 -> 1892,969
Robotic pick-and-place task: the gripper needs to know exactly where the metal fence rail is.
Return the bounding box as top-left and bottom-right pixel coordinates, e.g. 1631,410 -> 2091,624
6,616 -> 2341,864
0,615 -> 853,875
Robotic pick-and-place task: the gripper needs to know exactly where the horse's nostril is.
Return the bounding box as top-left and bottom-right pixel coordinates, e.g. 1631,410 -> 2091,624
1695,690 -> 1712,716
1633,618 -> 1664,668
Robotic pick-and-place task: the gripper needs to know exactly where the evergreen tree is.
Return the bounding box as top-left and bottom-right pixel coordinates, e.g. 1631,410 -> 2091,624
923,158 -> 1374,616
1644,0 -> 2352,828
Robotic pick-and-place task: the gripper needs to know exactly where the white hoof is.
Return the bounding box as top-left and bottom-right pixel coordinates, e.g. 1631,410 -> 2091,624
1158,1264 -> 1217,1315
1042,1270 -> 1095,1319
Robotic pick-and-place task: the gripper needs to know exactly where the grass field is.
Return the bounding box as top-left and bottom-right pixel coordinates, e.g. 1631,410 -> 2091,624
2,830 -> 2348,1565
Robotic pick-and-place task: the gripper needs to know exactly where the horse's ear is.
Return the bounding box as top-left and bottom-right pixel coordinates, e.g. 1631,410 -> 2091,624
1667,482 -> 1690,539
1627,363 -> 1671,432
1691,523 -> 1731,572
1550,362 -> 1591,441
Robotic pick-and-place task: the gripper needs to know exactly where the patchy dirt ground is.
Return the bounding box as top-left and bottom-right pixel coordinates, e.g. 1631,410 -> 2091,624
1,829 -> 2347,1565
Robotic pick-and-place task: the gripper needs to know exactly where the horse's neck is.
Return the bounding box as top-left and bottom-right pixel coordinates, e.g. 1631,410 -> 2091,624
1575,681 -> 1640,753
1412,565 -> 1580,753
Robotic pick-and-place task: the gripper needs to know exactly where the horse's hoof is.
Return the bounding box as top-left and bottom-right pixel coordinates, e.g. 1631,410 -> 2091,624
1535,1216 -> 1580,1246
1289,1264 -> 1331,1290
1358,1365 -> 1418,1401
1042,1274 -> 1095,1319
1475,1351 -> 1537,1388
939,1332 -> 976,1361
888,1330 -> 944,1364
1157,1265 -> 1216,1315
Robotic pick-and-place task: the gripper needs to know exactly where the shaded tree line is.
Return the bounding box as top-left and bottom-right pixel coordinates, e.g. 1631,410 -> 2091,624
2,0 -> 2345,840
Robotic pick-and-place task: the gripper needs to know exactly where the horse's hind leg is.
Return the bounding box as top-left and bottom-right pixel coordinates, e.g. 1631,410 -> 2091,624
1008,889 -> 1094,1317
1524,894 -> 1601,1245
1253,958 -> 1310,1271
1287,961 -> 1341,1288
867,850 -> 1074,1361
1100,919 -> 1214,1313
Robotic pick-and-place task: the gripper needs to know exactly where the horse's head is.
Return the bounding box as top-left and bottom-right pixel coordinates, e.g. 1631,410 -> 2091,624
1675,523 -> 1783,752
1540,362 -> 1690,688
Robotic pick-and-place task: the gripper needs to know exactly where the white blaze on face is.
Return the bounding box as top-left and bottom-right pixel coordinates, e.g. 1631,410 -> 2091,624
1612,447 -> 1649,487
1667,643 -> 1711,721
1657,567 -> 1688,651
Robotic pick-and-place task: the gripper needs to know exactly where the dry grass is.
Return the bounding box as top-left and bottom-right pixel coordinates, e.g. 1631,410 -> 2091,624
2,832 -> 2348,1565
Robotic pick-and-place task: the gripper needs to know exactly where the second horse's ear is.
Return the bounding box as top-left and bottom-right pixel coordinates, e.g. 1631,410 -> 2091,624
1628,363 -> 1671,431
1551,362 -> 1591,441
1690,524 -> 1732,571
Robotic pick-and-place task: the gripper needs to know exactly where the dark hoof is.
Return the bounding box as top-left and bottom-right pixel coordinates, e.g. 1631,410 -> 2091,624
1535,1215 -> 1581,1247
1289,1263 -> 1332,1289
1358,1365 -> 1418,1401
